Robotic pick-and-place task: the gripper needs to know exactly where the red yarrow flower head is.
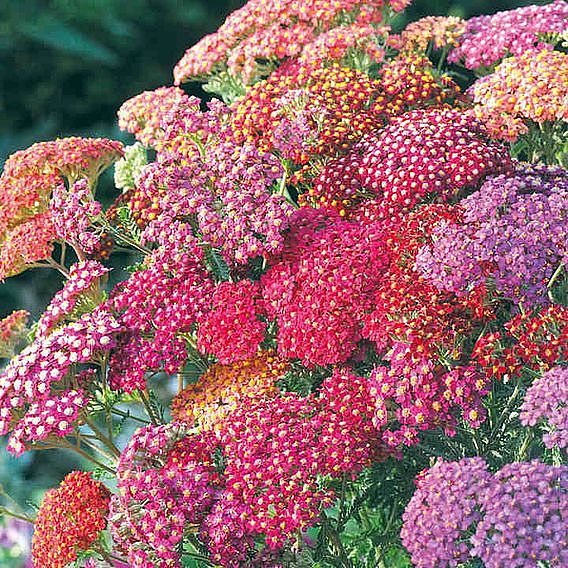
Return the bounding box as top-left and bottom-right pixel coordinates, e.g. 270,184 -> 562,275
31,471 -> 110,568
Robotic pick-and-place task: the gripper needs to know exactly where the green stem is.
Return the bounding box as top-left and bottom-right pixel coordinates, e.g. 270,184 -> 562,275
82,414 -> 121,457
516,430 -> 534,461
0,506 -> 34,524
111,407 -> 150,425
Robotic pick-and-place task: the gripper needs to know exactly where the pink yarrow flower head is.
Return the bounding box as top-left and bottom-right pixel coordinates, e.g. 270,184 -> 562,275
0,305 -> 121,455
520,366 -> 568,449
261,208 -> 389,366
173,0 -> 411,85
108,245 -> 214,391
49,178 -> 103,255
448,0 -> 568,71
471,461 -> 568,567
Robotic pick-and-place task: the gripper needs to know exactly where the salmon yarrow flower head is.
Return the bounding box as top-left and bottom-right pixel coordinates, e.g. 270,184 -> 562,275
0,212 -> 56,280
0,310 -> 29,358
297,23 -> 389,67
520,366 -> 568,449
117,86 -> 191,150
448,0 -> 568,72
2,137 -> 123,183
0,137 -> 123,279
171,351 -> 288,432
470,49 -> 568,142
391,16 -> 466,54
173,0 -> 411,85
31,471 -> 110,568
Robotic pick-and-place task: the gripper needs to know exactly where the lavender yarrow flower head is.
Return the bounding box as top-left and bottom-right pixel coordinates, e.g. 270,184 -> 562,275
471,461 -> 568,567
448,1 -> 568,71
401,457 -> 492,567
520,366 -> 568,449
402,458 -> 568,567
415,164 -> 568,308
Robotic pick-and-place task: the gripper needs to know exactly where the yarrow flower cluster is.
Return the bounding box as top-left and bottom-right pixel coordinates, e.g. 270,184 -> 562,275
49,178 -> 103,255
171,351 -> 287,432
416,165 -> 568,307
369,343 -> 489,447
31,471 -> 110,568
37,260 -> 108,338
3,1 -> 568,567
312,107 -> 511,221
473,305 -> 568,381
402,458 -> 568,567
173,0 -> 411,84
111,424 -> 221,568
0,305 -> 120,455
391,16 -> 466,53
108,245 -> 213,391
448,0 -> 568,70
363,204 -> 494,357
0,137 -> 122,279
520,366 -> 568,449
470,49 -> 568,141
117,86 -> 190,149
0,310 -> 29,358
261,208 -> 388,366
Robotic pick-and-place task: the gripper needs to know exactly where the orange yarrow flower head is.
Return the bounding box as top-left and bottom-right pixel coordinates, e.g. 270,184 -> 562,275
391,16 -> 466,54
470,49 -> 568,141
31,471 -> 110,568
171,351 -> 289,433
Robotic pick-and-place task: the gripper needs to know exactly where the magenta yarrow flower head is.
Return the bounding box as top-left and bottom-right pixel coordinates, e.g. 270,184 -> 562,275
112,423 -> 222,568
37,260 -> 108,339
108,245 -> 214,391
520,366 -> 568,449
